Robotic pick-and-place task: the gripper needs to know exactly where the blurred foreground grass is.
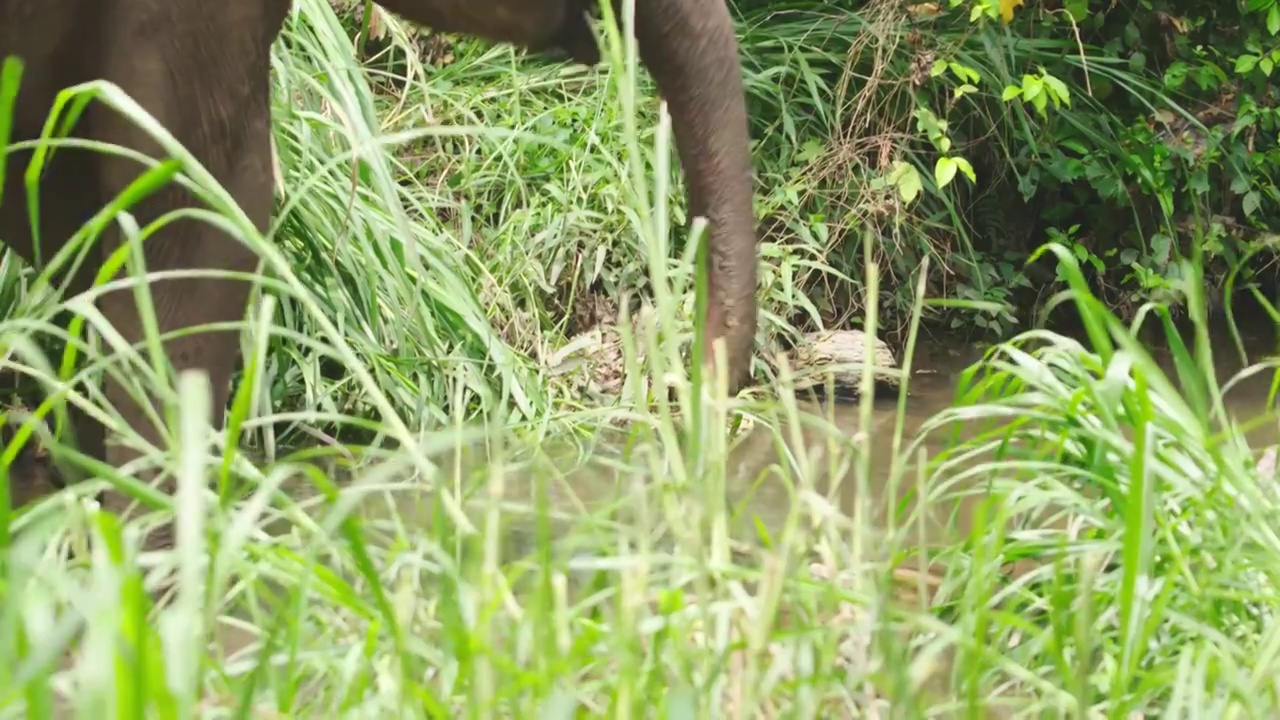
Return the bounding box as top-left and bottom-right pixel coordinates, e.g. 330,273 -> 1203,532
2,1 -> 1280,717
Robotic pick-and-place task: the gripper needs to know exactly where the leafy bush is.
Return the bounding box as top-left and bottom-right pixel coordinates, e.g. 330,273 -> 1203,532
723,0 -> 1280,337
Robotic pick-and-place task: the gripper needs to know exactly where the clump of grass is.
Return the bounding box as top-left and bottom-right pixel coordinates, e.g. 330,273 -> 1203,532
898,247 -> 1280,714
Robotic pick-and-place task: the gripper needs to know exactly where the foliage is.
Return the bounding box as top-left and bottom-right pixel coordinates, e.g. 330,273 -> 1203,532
725,0 -> 1280,337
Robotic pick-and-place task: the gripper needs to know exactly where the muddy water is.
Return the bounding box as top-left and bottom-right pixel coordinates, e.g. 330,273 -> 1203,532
439,316 -> 1280,579
720,319 -> 1280,553
722,342 -> 989,547
13,316 -> 1275,556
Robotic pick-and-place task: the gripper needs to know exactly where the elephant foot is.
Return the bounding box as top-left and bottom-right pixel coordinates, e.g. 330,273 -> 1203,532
4,434 -> 68,511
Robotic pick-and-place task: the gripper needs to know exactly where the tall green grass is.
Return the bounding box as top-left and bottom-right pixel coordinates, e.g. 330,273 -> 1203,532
1,0 -> 1280,717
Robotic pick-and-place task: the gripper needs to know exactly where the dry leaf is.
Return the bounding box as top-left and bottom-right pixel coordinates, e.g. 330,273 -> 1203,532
366,5 -> 386,41
999,0 -> 1025,23
907,2 -> 943,18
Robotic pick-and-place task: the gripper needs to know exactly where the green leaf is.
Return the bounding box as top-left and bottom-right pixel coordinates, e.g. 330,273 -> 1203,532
1123,21 -> 1141,45
1151,233 -> 1173,265
1163,61 -> 1188,88
952,63 -> 981,83
1269,5 -> 1280,34
890,163 -> 921,204
889,161 -> 923,204
1031,90 -> 1049,118
935,156 -> 959,189
797,139 -> 825,163
1188,170 -> 1210,195
1244,191 -> 1261,217
1236,55 -> 1259,74
0,57 -> 24,206
1001,85 -> 1021,101
1043,74 -> 1072,106
1021,76 -> 1044,103
953,156 -> 977,184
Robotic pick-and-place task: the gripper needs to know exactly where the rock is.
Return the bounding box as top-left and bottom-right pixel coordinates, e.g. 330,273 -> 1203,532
1257,445 -> 1277,481
545,320 -> 900,403
544,308 -> 652,402
545,325 -> 627,398
787,329 -> 900,398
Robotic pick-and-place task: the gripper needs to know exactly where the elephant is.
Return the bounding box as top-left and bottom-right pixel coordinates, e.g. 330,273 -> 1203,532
0,0 -> 759,547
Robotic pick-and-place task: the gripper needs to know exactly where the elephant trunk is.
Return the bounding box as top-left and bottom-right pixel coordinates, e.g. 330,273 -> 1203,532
634,0 -> 758,394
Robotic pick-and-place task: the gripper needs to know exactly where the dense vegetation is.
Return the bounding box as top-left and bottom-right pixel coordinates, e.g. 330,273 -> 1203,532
1,0 -> 1280,716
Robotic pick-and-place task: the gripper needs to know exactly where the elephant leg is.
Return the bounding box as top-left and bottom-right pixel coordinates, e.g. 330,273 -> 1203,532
0,142 -> 98,504
0,30 -> 106,502
81,3 -> 283,550
632,0 -> 759,394
374,0 -> 760,393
